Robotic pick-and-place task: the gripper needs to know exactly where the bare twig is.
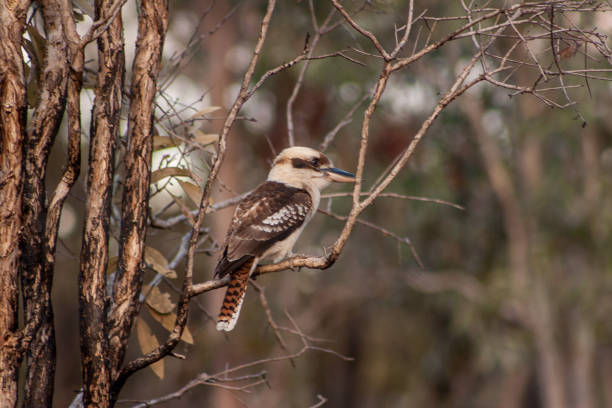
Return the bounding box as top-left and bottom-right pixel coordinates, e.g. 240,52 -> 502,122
244,39 -> 311,101
322,192 -> 465,211
319,92 -> 370,152
331,0 -> 391,60
287,6 -> 338,146
250,281 -> 295,367
317,207 -> 425,269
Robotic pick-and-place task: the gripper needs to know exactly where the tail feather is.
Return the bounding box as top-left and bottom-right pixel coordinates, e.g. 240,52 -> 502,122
216,258 -> 255,331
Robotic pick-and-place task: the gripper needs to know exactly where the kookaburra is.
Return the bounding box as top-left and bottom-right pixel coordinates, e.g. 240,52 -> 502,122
214,146 -> 355,331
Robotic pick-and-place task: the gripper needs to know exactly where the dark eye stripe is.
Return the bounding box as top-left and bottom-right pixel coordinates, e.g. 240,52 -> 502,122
291,158 -> 310,169
291,155 -> 330,170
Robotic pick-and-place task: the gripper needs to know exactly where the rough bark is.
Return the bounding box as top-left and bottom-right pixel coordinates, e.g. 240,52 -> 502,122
108,0 -> 168,385
0,0 -> 32,406
19,0 -> 73,404
78,0 -> 124,405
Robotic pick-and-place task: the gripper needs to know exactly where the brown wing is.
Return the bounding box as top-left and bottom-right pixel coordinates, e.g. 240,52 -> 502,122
213,181 -> 312,278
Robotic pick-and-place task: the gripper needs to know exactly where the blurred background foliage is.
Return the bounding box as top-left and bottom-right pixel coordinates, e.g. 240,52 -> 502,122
47,0 -> 612,406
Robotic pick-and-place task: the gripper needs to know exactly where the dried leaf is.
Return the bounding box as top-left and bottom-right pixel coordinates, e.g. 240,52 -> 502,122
144,246 -> 177,279
559,42 -> 578,59
147,305 -> 194,345
135,317 -> 164,379
150,167 -> 193,184
153,136 -> 176,151
73,10 -> 85,22
26,26 -> 47,67
24,60 -> 40,107
190,106 -> 221,119
107,256 -> 118,275
178,180 -> 202,207
192,130 -> 219,146
145,286 -> 176,314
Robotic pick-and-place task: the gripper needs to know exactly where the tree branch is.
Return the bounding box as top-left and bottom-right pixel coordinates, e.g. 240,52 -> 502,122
19,0 -> 74,403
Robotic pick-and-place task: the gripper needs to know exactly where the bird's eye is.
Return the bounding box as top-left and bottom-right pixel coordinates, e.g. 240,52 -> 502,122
310,157 -> 320,167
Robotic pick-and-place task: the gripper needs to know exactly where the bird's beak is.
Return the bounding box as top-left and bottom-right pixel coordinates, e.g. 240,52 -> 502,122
321,167 -> 356,183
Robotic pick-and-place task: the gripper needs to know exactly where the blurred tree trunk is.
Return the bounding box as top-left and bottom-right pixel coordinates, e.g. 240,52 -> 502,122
462,94 -> 569,408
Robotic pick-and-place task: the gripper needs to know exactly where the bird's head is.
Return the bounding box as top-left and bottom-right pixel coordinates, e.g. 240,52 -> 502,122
267,146 -> 355,191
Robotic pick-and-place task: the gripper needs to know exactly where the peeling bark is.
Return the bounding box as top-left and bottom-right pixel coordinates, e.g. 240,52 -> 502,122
108,0 -> 168,386
0,1 -> 32,406
78,0 -> 125,405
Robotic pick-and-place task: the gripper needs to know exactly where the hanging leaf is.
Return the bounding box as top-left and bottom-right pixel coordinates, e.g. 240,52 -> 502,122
144,246 -> 177,279
190,106 -> 221,119
106,256 -> 118,275
135,317 -> 164,379
153,136 -> 176,151
559,41 -> 578,60
145,286 -> 176,315
178,180 -> 202,207
150,167 -> 193,184
26,25 -> 47,69
24,60 -> 41,107
73,9 -> 85,22
190,130 -> 218,155
147,305 -> 194,345
192,130 -> 219,146
23,33 -> 44,107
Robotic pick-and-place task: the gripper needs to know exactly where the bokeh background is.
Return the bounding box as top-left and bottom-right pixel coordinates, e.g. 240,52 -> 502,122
47,1 -> 612,406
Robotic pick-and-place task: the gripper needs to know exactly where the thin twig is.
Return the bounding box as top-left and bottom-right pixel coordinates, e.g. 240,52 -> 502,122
317,208 -> 425,269
322,192 -> 465,211
250,281 -> 296,367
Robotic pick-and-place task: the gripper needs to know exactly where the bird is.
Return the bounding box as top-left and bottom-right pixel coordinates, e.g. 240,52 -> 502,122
213,146 -> 356,331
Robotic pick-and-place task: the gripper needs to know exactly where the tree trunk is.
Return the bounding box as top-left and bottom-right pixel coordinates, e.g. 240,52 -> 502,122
108,0 -> 169,385
78,0 -> 124,405
20,0 -> 73,404
0,1 -> 32,406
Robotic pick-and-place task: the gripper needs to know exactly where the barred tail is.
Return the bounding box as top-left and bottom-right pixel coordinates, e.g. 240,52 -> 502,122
216,258 -> 255,331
